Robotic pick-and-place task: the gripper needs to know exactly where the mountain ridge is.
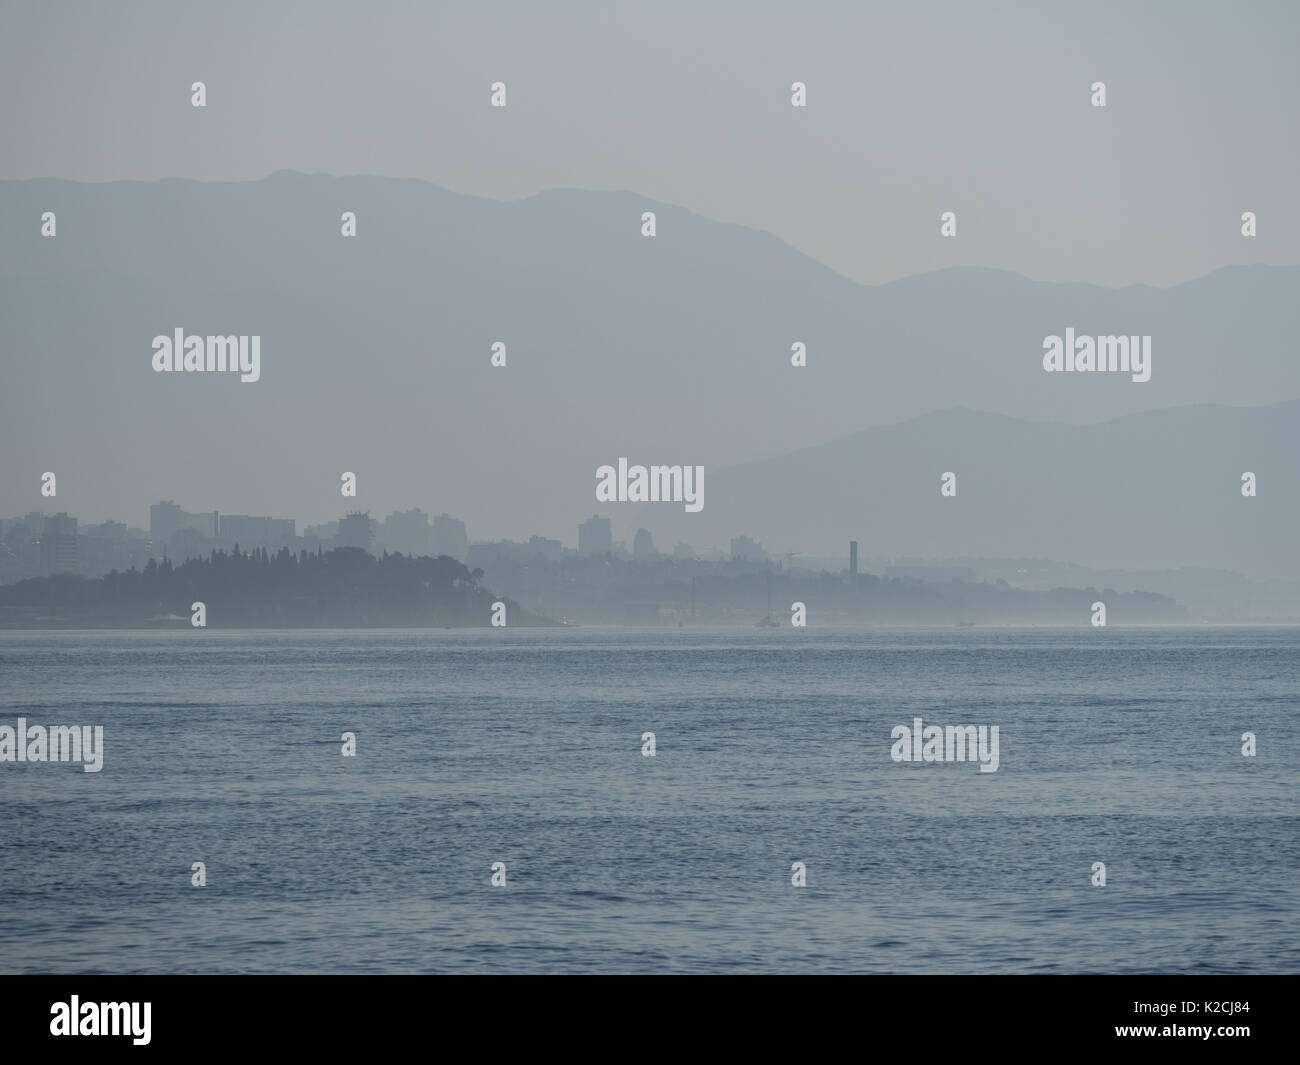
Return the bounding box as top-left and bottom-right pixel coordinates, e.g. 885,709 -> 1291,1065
2,172 -> 1296,556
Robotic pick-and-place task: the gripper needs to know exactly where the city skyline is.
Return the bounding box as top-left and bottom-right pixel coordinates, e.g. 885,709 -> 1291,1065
0,499 -> 747,581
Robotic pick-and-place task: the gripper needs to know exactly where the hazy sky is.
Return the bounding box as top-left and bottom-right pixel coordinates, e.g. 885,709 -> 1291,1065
2,0 -> 1296,287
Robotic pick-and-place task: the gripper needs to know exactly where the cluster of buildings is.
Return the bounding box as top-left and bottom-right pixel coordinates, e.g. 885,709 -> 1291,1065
147,502 -> 472,568
0,503 -> 470,584
470,516 -> 719,571
0,512 -> 153,585
0,501 -> 782,587
465,517 -> 764,574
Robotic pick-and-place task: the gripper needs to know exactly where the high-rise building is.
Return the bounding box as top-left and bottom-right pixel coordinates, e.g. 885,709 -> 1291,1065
78,521 -> 151,578
850,540 -> 858,577
632,528 -> 656,558
336,511 -> 374,551
169,527 -> 210,563
381,509 -> 432,557
149,501 -> 214,554
39,512 -> 78,574
431,513 -> 468,561
578,514 -> 612,555
149,500 -> 185,548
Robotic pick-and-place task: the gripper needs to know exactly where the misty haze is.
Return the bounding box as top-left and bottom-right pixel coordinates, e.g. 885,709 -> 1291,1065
1,0 -> 1296,996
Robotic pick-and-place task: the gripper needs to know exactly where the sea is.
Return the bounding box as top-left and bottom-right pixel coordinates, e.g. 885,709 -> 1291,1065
1,627 -> 1296,974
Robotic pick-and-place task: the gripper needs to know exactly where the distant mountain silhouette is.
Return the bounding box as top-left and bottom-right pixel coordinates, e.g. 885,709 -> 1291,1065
636,401 -> 1300,582
1,173 -> 1296,550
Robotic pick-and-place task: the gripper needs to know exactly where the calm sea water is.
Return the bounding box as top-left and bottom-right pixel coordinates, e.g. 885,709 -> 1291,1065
1,627 -> 1296,974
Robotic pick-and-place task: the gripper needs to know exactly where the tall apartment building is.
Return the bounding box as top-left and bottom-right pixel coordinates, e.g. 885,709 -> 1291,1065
336,511 -> 374,551
39,512 -> 78,575
150,501 -> 215,554
431,513 -> 468,561
578,514 -> 612,555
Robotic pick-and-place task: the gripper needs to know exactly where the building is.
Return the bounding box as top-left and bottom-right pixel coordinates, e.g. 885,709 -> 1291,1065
381,509 -> 432,557
849,540 -> 858,577
78,521 -> 151,578
730,535 -> 766,562
0,514 -> 44,582
526,535 -> 563,562
39,512 -> 78,575
466,537 -> 561,569
578,514 -> 612,555
169,527 -> 210,563
149,500 -> 214,555
431,513 -> 468,561
632,528 -> 656,558
336,512 -> 374,551
218,514 -> 295,548
149,500 -> 185,548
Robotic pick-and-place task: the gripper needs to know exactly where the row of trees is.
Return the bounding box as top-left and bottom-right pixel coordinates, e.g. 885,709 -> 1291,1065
0,547 -> 548,627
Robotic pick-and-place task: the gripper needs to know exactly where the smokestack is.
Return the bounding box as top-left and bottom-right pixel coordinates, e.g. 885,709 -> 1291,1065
849,540 -> 858,577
